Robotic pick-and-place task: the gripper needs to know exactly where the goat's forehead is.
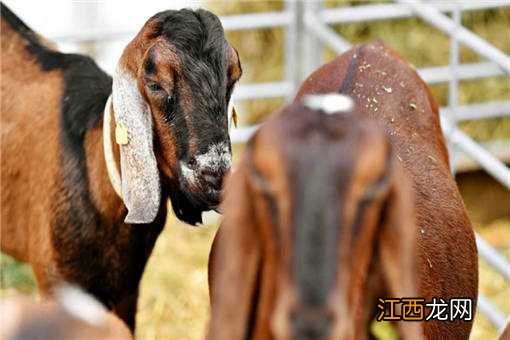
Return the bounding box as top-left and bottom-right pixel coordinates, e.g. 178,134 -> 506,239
137,10 -> 228,72
250,116 -> 388,182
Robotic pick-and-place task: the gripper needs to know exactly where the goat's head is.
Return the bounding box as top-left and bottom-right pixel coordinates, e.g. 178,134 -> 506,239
210,95 -> 420,340
112,9 -> 241,224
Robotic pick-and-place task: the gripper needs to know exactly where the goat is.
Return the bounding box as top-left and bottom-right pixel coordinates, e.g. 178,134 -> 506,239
0,286 -> 132,340
0,4 -> 241,330
207,94 -> 423,340
294,41 -> 477,338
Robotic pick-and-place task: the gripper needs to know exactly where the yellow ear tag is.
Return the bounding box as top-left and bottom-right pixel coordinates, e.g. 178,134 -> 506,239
231,106 -> 238,128
115,122 -> 129,145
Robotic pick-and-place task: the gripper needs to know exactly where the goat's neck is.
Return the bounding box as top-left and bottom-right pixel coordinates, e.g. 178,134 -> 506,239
83,107 -> 127,224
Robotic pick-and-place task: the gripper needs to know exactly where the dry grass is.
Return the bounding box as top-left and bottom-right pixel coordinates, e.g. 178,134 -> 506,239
209,2 -> 510,141
135,209 -> 218,340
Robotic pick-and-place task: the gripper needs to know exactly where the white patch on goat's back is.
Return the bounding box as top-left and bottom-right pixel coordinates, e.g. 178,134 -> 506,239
56,286 -> 107,326
303,93 -> 354,114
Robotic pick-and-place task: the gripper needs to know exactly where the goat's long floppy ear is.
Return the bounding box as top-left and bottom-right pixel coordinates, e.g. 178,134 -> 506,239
207,164 -> 261,340
378,161 -> 423,339
112,67 -> 161,224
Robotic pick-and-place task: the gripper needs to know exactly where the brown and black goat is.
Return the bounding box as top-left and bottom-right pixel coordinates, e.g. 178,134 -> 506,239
0,286 -> 132,340
1,4 -> 241,330
207,95 -> 422,340
295,41 -> 477,338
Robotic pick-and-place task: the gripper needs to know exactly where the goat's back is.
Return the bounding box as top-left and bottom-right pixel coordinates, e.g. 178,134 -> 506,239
296,41 -> 477,338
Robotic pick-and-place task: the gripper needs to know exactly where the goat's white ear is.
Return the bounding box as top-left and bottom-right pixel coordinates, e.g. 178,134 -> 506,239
112,67 -> 161,224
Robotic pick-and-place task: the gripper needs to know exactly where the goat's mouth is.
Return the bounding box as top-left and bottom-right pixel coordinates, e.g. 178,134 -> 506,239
190,184 -> 222,209
178,162 -> 226,209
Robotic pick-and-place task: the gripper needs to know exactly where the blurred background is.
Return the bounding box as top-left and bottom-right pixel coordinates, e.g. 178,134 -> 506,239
1,1 -> 509,339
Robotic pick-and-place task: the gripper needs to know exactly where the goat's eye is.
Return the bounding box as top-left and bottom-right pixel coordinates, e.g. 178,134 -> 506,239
147,82 -> 163,92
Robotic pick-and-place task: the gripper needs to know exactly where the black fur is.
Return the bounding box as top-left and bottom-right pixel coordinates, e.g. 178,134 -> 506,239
1,3 -> 40,45
167,177 -> 205,225
292,155 -> 348,306
339,45 -> 364,95
143,51 -> 156,75
153,9 -> 231,158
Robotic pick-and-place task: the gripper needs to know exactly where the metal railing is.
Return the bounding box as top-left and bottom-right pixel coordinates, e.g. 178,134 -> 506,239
49,0 -> 510,332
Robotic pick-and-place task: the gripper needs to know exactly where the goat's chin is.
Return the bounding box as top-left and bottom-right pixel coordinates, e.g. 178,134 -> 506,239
166,177 -> 221,226
168,186 -> 206,226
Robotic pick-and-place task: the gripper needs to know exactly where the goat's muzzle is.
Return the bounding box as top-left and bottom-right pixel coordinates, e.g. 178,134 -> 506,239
179,141 -> 232,210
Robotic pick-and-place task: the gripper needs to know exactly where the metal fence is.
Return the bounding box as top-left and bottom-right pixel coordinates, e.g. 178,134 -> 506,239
49,0 -> 510,332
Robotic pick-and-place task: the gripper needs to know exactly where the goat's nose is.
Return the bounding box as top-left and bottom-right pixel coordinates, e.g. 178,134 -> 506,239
200,168 -> 224,190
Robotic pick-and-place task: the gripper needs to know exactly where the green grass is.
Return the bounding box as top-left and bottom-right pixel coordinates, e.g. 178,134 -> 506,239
0,252 -> 36,297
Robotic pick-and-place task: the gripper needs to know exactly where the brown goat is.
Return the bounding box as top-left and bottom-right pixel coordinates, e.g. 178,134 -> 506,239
207,95 -> 422,340
295,42 -> 478,338
1,4 -> 241,330
0,286 -> 132,340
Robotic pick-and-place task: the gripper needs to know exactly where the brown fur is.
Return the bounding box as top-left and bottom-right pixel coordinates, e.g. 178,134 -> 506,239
207,102 -> 422,340
295,42 -> 478,338
1,18 -> 65,281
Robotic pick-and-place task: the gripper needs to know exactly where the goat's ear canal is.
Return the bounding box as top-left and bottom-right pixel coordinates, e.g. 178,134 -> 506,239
112,67 -> 161,224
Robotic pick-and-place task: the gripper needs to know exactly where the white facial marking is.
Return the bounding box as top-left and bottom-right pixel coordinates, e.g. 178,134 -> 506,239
180,142 -> 232,185
196,142 -> 232,172
303,93 -> 354,114
56,286 -> 107,326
